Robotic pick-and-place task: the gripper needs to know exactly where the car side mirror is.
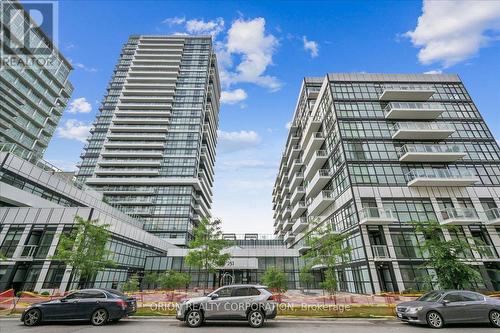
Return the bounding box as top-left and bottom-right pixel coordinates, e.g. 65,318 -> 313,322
60,298 -> 67,303
210,293 -> 219,300
441,300 -> 450,305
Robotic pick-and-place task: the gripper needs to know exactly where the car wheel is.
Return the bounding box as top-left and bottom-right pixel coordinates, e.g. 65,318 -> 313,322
248,309 -> 265,328
185,309 -> 203,328
91,308 -> 109,326
489,310 -> 500,328
426,311 -> 444,329
23,308 -> 41,326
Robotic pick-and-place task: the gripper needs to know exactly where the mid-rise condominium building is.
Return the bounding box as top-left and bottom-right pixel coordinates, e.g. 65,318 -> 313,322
273,73 -> 500,293
77,35 -> 220,245
0,0 -> 73,159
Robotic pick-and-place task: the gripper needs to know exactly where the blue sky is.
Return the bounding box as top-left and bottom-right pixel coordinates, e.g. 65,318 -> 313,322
42,0 -> 500,234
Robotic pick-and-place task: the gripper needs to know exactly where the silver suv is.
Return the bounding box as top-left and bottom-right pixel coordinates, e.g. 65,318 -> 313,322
176,284 -> 277,328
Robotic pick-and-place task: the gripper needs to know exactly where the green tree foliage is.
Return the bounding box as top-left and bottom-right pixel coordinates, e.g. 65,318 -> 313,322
298,266 -> 314,291
52,215 -> 115,287
301,219 -> 352,296
144,272 -> 159,289
158,270 -> 191,290
413,220 -> 483,290
260,266 -> 288,294
121,273 -> 140,293
185,218 -> 231,288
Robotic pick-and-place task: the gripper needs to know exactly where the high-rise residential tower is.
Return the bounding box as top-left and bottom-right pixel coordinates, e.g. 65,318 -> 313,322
77,35 -> 220,246
0,0 -> 73,158
274,73 -> 500,293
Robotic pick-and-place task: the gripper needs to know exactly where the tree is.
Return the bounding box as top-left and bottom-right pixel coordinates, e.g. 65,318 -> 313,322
301,219 -> 352,297
260,266 -> 288,302
143,272 -> 159,290
299,266 -> 314,292
52,215 -> 115,288
122,274 -> 140,293
185,218 -> 231,290
413,220 -> 483,290
158,270 -> 191,301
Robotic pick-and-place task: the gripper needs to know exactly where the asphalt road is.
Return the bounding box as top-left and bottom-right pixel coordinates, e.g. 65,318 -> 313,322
0,318 -> 497,333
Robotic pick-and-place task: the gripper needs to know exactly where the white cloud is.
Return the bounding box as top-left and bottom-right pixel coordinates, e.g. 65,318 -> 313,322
423,70 -> 443,74
406,0 -> 500,67
67,97 -> 92,114
220,88 -> 248,105
221,17 -> 281,91
217,130 -> 261,152
56,119 -> 91,143
186,18 -> 224,37
303,36 -> 319,57
162,16 -> 185,26
73,63 -> 97,72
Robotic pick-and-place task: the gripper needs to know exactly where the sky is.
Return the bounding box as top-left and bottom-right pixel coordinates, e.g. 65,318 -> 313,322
40,0 -> 500,234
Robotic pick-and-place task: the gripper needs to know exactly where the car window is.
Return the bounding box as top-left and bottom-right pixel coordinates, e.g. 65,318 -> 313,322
248,288 -> 261,296
83,291 -> 106,299
64,292 -> 77,300
461,292 -> 484,302
443,293 -> 463,303
418,291 -> 444,302
232,288 -> 249,297
216,288 -> 232,298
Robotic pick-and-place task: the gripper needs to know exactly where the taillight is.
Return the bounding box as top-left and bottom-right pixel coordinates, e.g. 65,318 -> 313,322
116,299 -> 127,310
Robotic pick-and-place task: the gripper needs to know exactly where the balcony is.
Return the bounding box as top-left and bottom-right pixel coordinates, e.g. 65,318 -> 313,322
292,217 -> 308,234
391,122 -> 455,140
94,168 -> 159,176
97,160 -> 161,167
379,84 -> 435,101
284,231 -> 295,243
397,144 -> 466,162
103,141 -> 165,149
308,190 -> 335,216
304,132 -> 325,163
298,245 -> 311,254
478,245 -> 497,260
306,169 -> 331,198
283,207 -> 292,219
288,159 -> 303,176
440,207 -> 481,225
14,245 -> 38,261
113,117 -> 169,125
291,201 -> 307,219
303,116 -> 322,141
286,145 -> 301,165
485,208 -> 500,225
372,245 -> 390,260
359,208 -> 397,225
100,150 -> 163,158
291,186 -> 305,205
109,125 -> 169,132
289,172 -> 304,192
384,102 -> 444,120
304,150 -> 328,180
282,219 -> 294,232
406,168 -> 478,187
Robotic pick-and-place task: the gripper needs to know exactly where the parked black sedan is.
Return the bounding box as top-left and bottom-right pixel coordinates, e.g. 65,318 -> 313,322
21,288 -> 136,326
396,290 -> 500,328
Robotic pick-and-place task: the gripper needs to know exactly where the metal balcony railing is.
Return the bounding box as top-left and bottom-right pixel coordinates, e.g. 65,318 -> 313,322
477,245 -> 497,260
485,208 -> 500,221
360,207 -> 396,220
397,144 -> 464,158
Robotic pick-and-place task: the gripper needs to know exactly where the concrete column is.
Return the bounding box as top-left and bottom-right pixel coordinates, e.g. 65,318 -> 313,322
381,225 -> 405,292
430,198 -> 452,241
391,261 -> 406,292
58,266 -> 73,294
11,225 -> 31,259
368,261 -> 381,294
34,225 -> 65,292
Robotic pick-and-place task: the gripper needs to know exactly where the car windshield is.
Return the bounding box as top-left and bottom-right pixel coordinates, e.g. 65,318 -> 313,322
418,291 -> 444,302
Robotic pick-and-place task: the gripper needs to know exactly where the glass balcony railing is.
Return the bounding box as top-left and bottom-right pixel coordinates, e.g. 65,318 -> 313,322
440,207 -> 479,221
384,101 -> 444,113
360,207 -> 395,221
391,122 -> 454,133
485,208 -> 500,221
397,144 -> 464,158
382,84 -> 433,91
372,245 -> 390,259
478,245 -> 497,259
406,168 -> 476,182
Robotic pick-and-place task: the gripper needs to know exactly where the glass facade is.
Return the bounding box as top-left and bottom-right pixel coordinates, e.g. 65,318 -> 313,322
77,36 -> 220,245
274,73 -> 500,293
0,1 -> 73,158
